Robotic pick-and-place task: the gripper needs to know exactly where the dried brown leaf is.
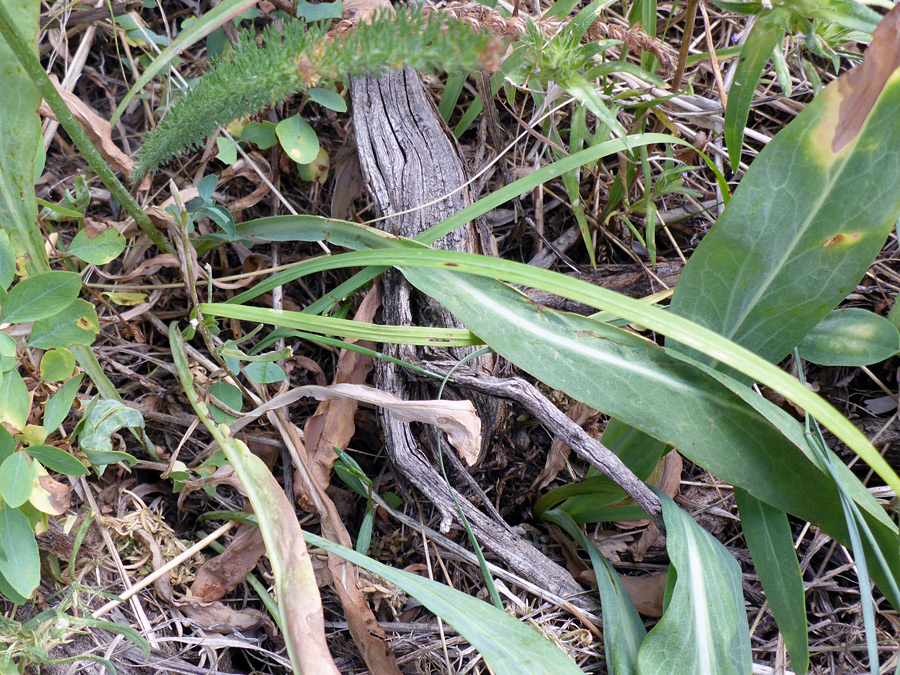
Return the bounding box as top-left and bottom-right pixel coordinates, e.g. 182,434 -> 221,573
619,571 -> 668,618
190,523 -> 266,603
39,76 -> 133,175
831,4 -> 900,153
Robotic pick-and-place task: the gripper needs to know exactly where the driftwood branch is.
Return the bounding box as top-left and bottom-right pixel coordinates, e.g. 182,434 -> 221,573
415,364 -> 665,531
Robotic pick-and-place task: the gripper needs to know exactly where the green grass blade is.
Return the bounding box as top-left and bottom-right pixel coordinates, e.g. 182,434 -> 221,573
200,302 -> 481,346
724,17 -> 782,171
110,0 -> 259,125
302,531 -> 586,675
734,488 -> 809,675
543,509 -> 645,675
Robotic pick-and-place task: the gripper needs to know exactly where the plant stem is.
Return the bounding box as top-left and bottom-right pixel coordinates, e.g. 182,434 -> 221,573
671,0 -> 699,92
0,2 -> 172,254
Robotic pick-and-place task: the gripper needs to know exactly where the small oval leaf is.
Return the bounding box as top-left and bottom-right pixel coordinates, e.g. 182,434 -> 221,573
308,88 -> 347,113
0,453 -> 36,508
243,361 -> 286,384
39,348 -> 76,382
67,227 -> 126,265
798,308 -> 900,366
275,115 -> 319,164
25,445 -> 88,477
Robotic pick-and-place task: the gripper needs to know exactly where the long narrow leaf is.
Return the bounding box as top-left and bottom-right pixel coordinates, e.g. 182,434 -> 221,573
734,488 -> 809,675
302,531 -> 585,675
543,508 -> 645,675
673,6 -> 900,366
636,490 -> 751,674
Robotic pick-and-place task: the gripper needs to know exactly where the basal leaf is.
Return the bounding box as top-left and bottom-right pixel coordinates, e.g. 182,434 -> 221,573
734,488 -> 809,674
636,490 -> 751,674
303,531 -> 586,675
798,307 -> 900,366
671,6 -> 900,367
543,508 -> 645,675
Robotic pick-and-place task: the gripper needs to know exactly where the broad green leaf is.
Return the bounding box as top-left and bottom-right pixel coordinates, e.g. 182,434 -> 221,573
39,347 -> 76,382
28,298 -> 100,349
0,271 -> 80,324
543,508 -> 645,675
67,227 -> 126,265
43,373 -> 83,432
308,88 -> 347,113
110,0 -> 259,125
0,453 -> 35,508
243,361 -> 286,384
303,530 -> 586,675
0,503 -> 39,599
0,426 -> 13,464
724,17 -> 784,171
221,218 -> 900,606
0,0 -> 45,274
25,445 -> 88,477
636,491 -> 751,674
0,231 -> 13,291
0,369 -> 29,432
275,115 -> 319,164
734,488 -> 809,675
672,9 -> 900,367
798,307 -> 900,366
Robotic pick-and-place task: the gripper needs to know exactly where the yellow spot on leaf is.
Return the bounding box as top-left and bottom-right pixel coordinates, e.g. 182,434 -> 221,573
822,232 -> 863,248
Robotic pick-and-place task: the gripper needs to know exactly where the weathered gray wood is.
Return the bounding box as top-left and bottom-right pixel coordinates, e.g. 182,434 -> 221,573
352,69 -> 590,606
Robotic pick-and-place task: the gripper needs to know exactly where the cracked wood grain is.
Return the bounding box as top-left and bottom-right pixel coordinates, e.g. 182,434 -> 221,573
351,68 -> 592,608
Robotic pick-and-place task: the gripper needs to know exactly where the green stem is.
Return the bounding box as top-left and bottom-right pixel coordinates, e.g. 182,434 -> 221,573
0,3 -> 172,254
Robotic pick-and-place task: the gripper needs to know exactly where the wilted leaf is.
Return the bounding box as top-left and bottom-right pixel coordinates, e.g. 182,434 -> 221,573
28,299 -> 100,349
